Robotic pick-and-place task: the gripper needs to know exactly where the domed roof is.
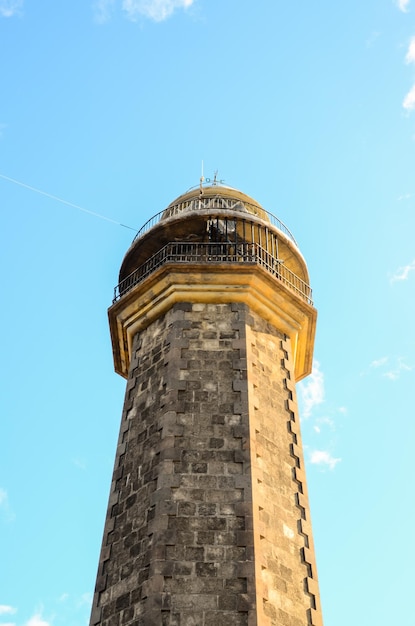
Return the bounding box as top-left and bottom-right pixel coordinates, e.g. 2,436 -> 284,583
161,184 -> 270,223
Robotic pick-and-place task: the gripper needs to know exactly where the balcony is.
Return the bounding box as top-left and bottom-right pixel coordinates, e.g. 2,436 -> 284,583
113,241 -> 312,305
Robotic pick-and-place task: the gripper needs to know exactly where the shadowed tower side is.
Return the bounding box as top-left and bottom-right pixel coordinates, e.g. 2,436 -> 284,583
89,183 -> 322,626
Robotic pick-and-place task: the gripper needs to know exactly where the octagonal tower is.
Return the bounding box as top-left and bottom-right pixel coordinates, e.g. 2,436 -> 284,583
90,182 -> 322,626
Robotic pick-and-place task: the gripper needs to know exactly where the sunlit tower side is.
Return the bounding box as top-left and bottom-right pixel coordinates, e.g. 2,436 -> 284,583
90,182 -> 322,626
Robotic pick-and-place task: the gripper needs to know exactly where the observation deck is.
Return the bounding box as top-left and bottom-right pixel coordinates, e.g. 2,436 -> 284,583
114,184 -> 312,306
109,184 -> 316,381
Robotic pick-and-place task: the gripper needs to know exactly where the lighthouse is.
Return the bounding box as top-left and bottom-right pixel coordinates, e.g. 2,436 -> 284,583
90,181 -> 322,626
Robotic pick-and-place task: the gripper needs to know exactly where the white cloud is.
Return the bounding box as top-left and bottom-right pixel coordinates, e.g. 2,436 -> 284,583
316,416 -> 335,429
406,37 -> 415,63
93,0 -> 115,23
384,357 -> 412,381
72,457 -> 87,470
383,370 -> 399,380
403,84 -> 415,111
122,0 -> 194,22
398,193 -> 413,200
397,0 -> 411,12
0,487 -> 14,521
94,0 -> 195,23
77,592 -> 93,607
368,355 -> 412,380
24,614 -> 51,626
310,450 -> 341,470
298,360 -> 324,418
366,31 -> 380,48
390,259 -> 415,282
313,416 -> 338,434
0,606 -> 16,616
58,593 -> 69,603
370,356 -> 388,368
0,488 -> 8,507
0,0 -> 22,17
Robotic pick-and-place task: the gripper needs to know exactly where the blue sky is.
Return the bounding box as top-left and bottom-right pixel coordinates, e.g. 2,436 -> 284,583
1,1 -> 414,624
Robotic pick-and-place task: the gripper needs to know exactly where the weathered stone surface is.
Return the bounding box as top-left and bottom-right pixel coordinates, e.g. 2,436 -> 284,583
90,302 -> 323,626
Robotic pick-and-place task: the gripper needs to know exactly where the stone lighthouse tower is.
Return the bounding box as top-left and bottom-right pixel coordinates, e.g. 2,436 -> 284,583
90,181 -> 322,626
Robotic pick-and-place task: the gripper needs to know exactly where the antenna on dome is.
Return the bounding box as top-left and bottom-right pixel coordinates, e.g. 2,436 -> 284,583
200,160 -> 205,197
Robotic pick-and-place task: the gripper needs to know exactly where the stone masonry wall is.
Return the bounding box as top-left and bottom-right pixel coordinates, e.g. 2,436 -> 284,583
90,302 -> 256,626
90,302 -> 322,626
245,312 -> 323,626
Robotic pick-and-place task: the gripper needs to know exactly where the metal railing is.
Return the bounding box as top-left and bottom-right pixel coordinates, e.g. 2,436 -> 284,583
132,196 -> 298,247
113,242 -> 312,305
